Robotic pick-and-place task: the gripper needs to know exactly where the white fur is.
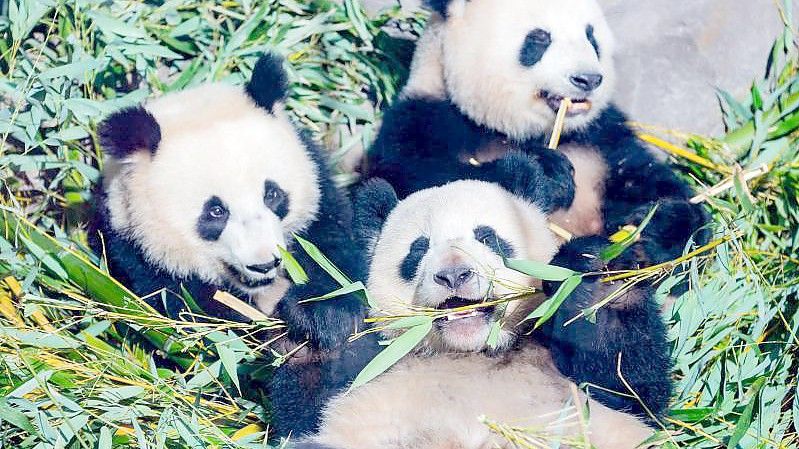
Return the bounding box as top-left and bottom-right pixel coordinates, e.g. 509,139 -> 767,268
409,0 -> 616,139
311,344 -> 653,449
367,180 -> 558,352
103,84 -> 320,311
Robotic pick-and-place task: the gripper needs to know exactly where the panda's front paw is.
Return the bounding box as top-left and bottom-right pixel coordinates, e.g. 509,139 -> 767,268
612,199 -> 710,266
496,150 -> 575,213
542,236 -> 607,296
278,294 -> 365,350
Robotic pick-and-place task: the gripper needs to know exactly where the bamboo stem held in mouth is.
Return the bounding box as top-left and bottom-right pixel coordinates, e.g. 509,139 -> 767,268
548,98 -> 572,150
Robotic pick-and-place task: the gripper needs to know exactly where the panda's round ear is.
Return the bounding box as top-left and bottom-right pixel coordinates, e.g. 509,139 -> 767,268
353,178 -> 399,250
424,0 -> 458,17
245,53 -> 288,113
98,106 -> 161,159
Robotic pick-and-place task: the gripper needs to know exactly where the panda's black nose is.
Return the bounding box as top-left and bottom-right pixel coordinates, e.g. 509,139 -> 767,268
569,72 -> 603,92
246,258 -> 281,274
434,266 -> 475,289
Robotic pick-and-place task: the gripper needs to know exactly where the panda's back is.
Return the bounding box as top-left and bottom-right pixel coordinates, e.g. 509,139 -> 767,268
311,343 -> 652,449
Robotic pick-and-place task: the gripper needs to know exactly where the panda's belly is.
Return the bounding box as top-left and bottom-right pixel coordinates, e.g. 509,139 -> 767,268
550,144 -> 607,237
310,344 -> 651,449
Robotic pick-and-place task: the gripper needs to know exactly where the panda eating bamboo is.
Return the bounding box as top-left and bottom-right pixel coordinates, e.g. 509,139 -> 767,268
90,54 -> 365,349
273,179 -> 670,447
365,0 -> 709,269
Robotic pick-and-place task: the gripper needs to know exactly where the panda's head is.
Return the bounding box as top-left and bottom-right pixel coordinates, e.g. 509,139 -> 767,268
354,179 -> 558,353
98,55 -> 320,300
418,0 -> 615,139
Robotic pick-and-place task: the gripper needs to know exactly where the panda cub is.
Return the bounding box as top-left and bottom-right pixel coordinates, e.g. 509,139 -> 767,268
295,179 -> 658,449
90,55 -> 363,348
366,0 -> 708,266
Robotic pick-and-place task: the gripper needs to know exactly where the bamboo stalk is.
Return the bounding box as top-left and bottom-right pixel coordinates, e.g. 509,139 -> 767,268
690,164 -> 770,204
638,133 -> 732,174
548,99 -> 571,150
212,291 -> 270,322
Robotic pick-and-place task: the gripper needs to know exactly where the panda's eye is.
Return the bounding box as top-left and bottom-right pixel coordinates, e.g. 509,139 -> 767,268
520,28 -> 552,67
208,205 -> 227,219
264,180 -> 290,219
197,196 -> 229,241
474,225 -> 496,243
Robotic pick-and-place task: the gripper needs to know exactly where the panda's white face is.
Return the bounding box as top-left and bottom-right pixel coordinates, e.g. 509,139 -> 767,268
439,0 -> 615,139
103,84 -> 320,299
367,181 -> 558,353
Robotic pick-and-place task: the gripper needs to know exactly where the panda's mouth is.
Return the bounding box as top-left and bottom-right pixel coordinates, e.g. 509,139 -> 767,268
434,297 -> 496,322
539,91 -> 593,116
225,264 -> 277,290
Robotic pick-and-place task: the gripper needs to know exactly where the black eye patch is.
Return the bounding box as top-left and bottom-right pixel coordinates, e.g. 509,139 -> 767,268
264,180 -> 289,219
400,236 -> 430,281
586,24 -> 600,58
474,226 -> 515,258
519,28 -> 552,67
197,196 -> 229,241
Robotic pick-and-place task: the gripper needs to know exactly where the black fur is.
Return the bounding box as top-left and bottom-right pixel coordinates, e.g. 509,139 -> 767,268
351,178 -> 399,249
270,333 -> 381,438
540,236 -> 673,419
400,236 -> 430,281
519,29 -> 552,67
366,97 -> 709,265
246,53 -> 288,113
365,98 -> 575,214
474,225 -> 515,257
424,0 -> 453,17
196,196 -> 228,241
98,106 -> 161,158
264,179 -> 290,219
586,24 -> 601,58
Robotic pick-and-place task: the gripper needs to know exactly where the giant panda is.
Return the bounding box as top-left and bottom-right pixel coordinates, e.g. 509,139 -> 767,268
281,179 -> 665,449
90,54 -> 364,348
365,0 -> 709,268
271,179 -> 672,440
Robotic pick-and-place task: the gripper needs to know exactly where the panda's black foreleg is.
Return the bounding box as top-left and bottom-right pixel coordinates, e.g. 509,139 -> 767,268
270,333 -> 381,438
599,132 -> 711,267
275,251 -> 367,350
541,236 -> 673,419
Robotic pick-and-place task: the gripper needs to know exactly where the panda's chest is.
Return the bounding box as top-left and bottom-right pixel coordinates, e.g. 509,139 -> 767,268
550,144 -> 608,237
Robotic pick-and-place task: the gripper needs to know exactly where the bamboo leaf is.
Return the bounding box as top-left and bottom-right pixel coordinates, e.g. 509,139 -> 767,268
349,320 -> 432,390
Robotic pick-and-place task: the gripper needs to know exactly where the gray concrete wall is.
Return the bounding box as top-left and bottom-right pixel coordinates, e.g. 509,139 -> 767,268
365,0 -> 788,136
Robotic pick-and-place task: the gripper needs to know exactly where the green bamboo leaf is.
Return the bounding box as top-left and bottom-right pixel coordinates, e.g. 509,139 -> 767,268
485,320 -> 502,349
217,344 -> 241,392
293,235 -> 349,285
87,11 -> 148,39
278,246 -> 309,285
0,399 -> 36,433
601,203 -> 659,262
726,377 -> 766,449
504,258 -> 576,281
298,281 -> 367,303
522,275 -> 583,329
349,320 -> 432,390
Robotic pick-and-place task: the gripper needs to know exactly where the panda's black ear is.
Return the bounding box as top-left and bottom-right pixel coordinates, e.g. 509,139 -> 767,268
245,53 -> 288,113
353,178 -> 399,250
424,0 -> 455,16
98,106 -> 161,159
